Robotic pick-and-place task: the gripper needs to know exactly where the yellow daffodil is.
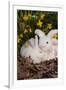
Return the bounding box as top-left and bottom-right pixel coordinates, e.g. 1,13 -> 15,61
29,28 -> 32,32
25,41 -> 30,48
20,34 -> 23,38
47,23 -> 52,29
40,14 -> 45,20
28,13 -> 32,19
17,38 -> 21,43
24,29 -> 28,34
37,20 -> 43,28
23,14 -> 28,21
52,34 -> 58,39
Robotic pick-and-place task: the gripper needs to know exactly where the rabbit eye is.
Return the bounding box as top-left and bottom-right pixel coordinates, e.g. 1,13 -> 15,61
46,41 -> 48,44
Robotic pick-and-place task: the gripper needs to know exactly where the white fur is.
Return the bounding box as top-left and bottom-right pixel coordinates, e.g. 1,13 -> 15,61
20,35 -> 44,64
35,29 -> 58,61
20,29 -> 58,64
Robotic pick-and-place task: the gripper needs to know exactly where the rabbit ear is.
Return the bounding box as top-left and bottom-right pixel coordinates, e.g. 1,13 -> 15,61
35,29 -> 45,37
47,29 -> 58,38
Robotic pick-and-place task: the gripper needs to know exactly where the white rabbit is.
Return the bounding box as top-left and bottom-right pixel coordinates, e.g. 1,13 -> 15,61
20,29 -> 58,64
35,29 -> 58,61
20,35 -> 44,64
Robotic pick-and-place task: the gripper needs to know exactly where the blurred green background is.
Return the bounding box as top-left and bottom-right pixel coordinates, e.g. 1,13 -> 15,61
17,10 -> 58,54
